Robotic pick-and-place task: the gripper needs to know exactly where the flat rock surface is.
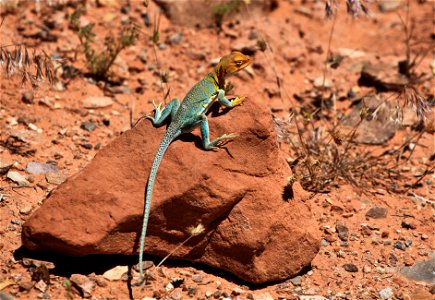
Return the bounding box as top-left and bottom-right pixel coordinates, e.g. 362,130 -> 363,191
22,100 -> 320,284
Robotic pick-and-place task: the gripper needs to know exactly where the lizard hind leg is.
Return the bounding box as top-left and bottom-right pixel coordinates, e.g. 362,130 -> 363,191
200,116 -> 238,150
147,98 -> 180,127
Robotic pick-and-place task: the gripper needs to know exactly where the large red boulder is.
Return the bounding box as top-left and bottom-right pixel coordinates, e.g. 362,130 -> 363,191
22,100 -> 320,284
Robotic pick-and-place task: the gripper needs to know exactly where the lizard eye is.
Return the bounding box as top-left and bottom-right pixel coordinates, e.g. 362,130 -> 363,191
235,61 -> 243,66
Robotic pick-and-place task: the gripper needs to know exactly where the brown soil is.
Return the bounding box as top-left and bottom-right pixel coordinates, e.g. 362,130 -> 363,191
0,0 -> 433,299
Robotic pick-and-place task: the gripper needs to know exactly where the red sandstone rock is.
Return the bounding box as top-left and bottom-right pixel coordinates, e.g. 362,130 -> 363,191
22,100 -> 320,284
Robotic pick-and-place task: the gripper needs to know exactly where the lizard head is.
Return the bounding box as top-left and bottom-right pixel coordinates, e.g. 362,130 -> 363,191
215,51 -> 251,79
220,51 -> 251,73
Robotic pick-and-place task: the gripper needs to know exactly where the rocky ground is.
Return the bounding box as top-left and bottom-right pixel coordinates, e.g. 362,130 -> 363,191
0,0 -> 434,299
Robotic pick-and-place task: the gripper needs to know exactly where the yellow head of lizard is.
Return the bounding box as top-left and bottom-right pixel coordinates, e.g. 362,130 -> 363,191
214,51 -> 251,83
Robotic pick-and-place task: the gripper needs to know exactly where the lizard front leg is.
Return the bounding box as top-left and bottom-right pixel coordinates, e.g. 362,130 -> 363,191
216,89 -> 246,108
200,115 -> 238,150
147,98 -> 180,127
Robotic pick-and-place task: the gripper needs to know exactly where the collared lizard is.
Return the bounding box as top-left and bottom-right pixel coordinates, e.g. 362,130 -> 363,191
134,51 -> 251,285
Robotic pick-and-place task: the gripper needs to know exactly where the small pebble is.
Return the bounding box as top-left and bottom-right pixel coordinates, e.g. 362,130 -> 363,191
18,281 -> 34,291
95,277 -> 107,287
231,287 -> 244,296
205,291 -> 214,298
37,292 -> 51,299
379,1 -> 401,12
213,290 -> 222,298
336,222 -> 349,241
366,207 -> 388,219
394,241 -> 406,251
19,205 -> 33,215
166,32 -> 183,45
187,288 -> 197,297
421,234 -> 429,240
343,263 -> 358,272
80,121 -> 97,132
171,290 -> 182,300
401,220 -> 417,230
389,253 -> 398,264
360,225 -> 372,237
289,276 -> 302,286
7,170 -> 30,186
363,265 -> 372,273
165,282 -> 174,292
70,274 -> 95,298
11,219 -> 21,225
321,239 -> 329,247
153,291 -> 162,299
378,287 -> 394,300
192,274 -> 203,283
102,265 -> 128,281
83,96 -> 113,108
22,90 -> 34,104
248,31 -> 258,40
313,76 -> 333,88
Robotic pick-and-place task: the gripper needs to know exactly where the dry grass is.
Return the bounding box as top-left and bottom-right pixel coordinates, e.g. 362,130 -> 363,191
0,44 -> 59,87
275,97 -> 433,195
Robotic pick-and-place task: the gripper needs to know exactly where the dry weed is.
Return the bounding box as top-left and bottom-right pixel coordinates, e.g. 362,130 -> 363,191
0,45 -> 59,86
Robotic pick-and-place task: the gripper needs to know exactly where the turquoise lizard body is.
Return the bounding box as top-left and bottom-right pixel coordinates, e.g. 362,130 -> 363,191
135,51 -> 251,285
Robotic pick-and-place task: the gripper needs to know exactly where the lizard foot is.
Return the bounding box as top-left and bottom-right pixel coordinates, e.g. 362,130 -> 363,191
212,133 -> 239,150
146,100 -> 163,123
231,96 -> 246,107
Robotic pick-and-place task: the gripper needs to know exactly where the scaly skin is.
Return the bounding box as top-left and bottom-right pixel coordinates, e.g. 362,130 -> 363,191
134,51 -> 251,286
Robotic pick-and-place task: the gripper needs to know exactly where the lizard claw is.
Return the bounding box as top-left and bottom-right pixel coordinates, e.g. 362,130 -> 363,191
214,133 -> 239,148
147,100 -> 163,123
231,96 -> 246,107
145,114 -> 155,122
151,99 -> 163,110
219,133 -> 239,140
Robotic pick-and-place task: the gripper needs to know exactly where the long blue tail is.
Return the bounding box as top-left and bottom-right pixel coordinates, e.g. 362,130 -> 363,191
134,128 -> 180,286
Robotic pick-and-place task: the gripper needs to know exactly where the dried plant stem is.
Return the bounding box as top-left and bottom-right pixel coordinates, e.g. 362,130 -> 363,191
405,166 -> 434,193
321,13 -> 337,117
152,44 -> 168,102
156,224 -> 204,268
322,13 -> 336,88
294,117 -> 315,180
155,234 -> 195,268
150,12 -> 170,103
130,97 -> 136,129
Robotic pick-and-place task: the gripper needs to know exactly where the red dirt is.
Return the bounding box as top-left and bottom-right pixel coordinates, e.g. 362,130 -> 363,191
0,0 -> 433,299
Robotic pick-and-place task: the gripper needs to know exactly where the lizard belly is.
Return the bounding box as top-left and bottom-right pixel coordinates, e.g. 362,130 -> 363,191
178,96 -> 216,133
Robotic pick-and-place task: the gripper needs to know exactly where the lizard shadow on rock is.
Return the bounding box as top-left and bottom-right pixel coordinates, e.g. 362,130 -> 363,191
13,246 -> 312,289
208,100 -> 233,118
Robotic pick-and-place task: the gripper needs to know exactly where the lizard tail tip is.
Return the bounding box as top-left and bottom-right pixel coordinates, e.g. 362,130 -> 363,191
132,276 -> 146,287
